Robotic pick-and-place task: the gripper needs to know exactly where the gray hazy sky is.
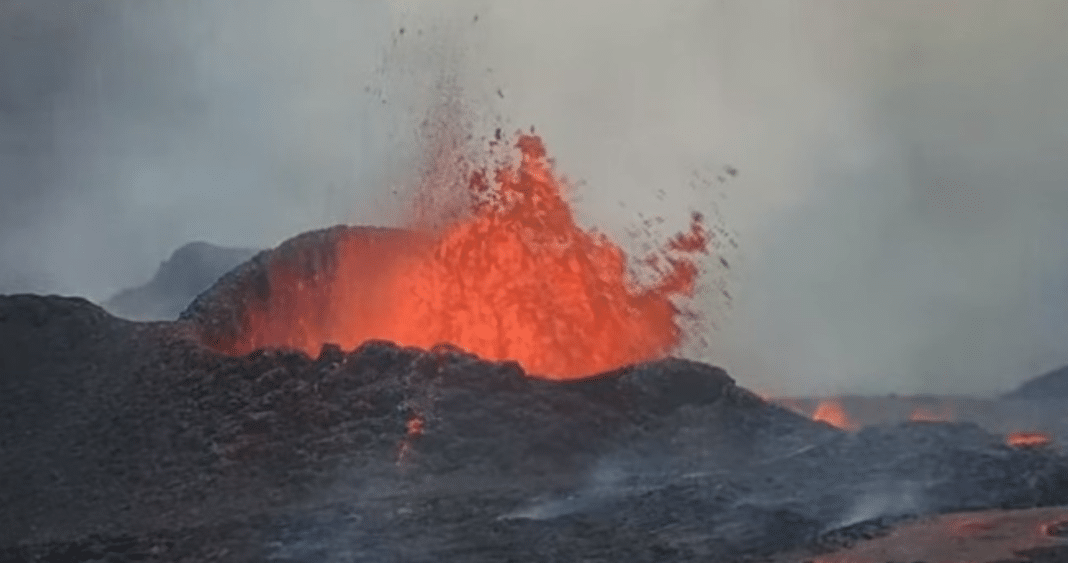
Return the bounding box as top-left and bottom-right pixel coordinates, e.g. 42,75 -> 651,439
2,0 -> 1068,395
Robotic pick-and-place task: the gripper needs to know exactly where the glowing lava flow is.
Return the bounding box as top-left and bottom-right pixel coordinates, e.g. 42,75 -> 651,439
1007,431 -> 1052,448
396,413 -> 425,466
908,405 -> 954,423
801,507 -> 1068,563
223,134 -> 709,379
812,399 -> 859,431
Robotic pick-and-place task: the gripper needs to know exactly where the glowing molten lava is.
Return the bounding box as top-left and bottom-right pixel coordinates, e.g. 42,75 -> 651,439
805,507 -> 1068,563
396,413 -> 425,466
221,134 -> 708,379
1007,431 -> 1051,448
908,405 -> 954,423
812,399 -> 858,431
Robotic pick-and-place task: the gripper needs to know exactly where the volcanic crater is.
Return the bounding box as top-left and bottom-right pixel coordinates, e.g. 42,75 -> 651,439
3,232 -> 1068,561
4,135 -> 1068,562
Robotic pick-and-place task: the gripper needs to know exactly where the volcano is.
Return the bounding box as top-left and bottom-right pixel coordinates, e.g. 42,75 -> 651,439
3,289 -> 1068,562
4,133 -> 1068,562
180,134 -> 710,380
105,242 -> 260,322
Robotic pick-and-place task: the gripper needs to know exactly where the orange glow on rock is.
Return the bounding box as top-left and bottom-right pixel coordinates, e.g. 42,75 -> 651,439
804,507 -> 1068,563
397,413 -> 426,466
1007,431 -> 1051,448
812,399 -> 858,431
406,415 -> 425,437
217,134 -> 708,379
908,405 -> 954,423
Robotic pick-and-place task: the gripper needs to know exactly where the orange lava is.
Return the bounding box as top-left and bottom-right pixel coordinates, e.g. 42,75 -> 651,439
396,413 -> 425,465
786,507 -> 1068,563
222,133 -> 708,379
812,399 -> 859,431
406,415 -> 425,437
1007,431 -> 1052,448
909,405 -> 955,423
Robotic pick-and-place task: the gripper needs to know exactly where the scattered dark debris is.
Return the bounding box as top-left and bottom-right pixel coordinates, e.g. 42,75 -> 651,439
5,241 -> 1068,562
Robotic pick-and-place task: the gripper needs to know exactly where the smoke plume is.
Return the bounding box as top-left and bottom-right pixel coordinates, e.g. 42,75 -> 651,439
3,0 -> 1067,394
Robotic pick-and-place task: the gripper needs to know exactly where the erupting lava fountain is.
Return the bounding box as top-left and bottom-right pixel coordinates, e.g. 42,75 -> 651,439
213,133 -> 711,379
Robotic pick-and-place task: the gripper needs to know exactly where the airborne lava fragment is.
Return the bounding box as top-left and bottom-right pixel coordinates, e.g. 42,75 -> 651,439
212,133 -> 709,378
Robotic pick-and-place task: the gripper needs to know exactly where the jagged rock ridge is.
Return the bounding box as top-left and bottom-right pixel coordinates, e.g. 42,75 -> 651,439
4,294 -> 1068,562
178,225 -> 424,351
105,242 -> 259,321
1005,363 -> 1068,400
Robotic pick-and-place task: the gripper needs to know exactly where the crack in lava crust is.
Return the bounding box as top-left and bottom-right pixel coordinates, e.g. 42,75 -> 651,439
217,134 -> 709,379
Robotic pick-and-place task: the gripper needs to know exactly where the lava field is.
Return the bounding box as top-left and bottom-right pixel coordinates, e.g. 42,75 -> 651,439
6,3 -> 1068,561
4,235 -> 1068,561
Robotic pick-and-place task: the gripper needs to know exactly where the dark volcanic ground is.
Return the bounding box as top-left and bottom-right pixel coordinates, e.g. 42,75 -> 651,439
4,226 -> 1068,562
4,294 -> 1068,562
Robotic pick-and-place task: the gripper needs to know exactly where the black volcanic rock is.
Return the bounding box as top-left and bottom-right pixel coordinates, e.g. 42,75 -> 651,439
178,225 -> 425,350
4,294 -> 1068,562
1005,364 -> 1068,400
105,242 -> 258,321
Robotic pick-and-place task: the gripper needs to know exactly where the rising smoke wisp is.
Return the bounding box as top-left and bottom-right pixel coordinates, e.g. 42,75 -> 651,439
2,0 -> 1068,394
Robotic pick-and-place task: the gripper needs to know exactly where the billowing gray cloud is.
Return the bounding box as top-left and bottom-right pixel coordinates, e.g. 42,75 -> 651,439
3,0 -> 1067,395
1,0 -> 401,299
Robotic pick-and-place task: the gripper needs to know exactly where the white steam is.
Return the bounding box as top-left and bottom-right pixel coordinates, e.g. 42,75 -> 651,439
1,0 -> 403,299
3,1 -> 1068,394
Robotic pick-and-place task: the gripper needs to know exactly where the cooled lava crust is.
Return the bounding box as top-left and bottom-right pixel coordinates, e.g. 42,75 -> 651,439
3,292 -> 1068,562
178,225 -> 428,354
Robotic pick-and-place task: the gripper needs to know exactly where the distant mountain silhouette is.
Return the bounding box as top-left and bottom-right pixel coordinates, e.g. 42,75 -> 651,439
1004,364 -> 1068,400
104,242 -> 258,321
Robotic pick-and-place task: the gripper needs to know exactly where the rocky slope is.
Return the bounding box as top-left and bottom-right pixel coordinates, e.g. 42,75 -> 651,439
105,242 -> 259,321
178,225 -> 424,353
4,294 -> 1068,562
1006,363 -> 1068,400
